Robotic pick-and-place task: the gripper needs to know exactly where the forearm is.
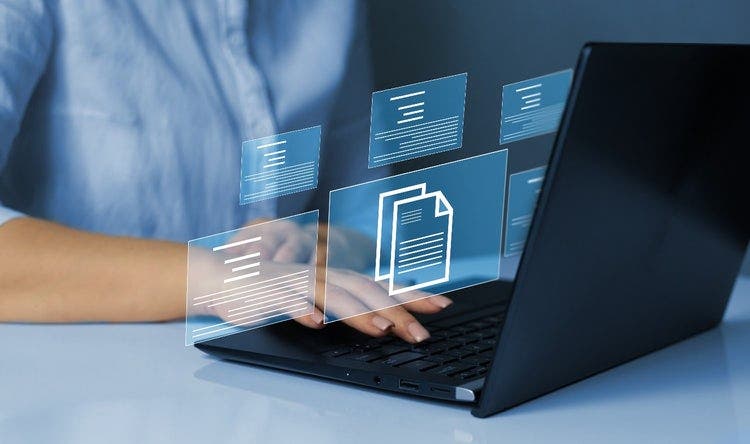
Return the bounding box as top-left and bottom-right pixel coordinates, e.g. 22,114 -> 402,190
0,218 -> 186,322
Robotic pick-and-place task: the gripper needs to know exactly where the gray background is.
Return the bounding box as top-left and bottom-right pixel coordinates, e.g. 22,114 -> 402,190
366,0 -> 750,274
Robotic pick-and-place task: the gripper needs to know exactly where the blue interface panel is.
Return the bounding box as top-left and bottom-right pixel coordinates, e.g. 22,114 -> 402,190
504,166 -> 547,257
368,73 -> 467,168
185,211 -> 319,345
326,150 -> 507,323
240,126 -> 321,204
499,69 -> 572,144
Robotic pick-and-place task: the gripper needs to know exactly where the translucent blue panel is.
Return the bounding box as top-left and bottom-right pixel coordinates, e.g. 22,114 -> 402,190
185,211 -> 318,345
368,73 -> 467,168
499,69 -> 572,144
325,150 -> 507,323
240,126 -> 321,204
504,166 -> 547,257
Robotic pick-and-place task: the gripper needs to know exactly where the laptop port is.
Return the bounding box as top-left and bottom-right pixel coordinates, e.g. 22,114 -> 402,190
398,379 -> 420,391
373,376 -> 382,385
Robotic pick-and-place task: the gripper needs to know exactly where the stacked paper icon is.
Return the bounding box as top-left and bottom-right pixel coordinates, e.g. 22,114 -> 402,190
375,184 -> 454,296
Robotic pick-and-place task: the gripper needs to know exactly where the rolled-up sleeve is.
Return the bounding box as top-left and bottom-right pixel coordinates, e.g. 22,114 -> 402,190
0,0 -> 52,226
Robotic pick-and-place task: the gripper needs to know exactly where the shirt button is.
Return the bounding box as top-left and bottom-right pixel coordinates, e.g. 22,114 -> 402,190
229,33 -> 243,47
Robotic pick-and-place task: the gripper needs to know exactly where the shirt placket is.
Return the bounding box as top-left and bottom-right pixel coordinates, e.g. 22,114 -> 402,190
223,0 -> 277,220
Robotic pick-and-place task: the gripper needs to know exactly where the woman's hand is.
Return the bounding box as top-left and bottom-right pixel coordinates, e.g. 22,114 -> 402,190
200,218 -> 453,343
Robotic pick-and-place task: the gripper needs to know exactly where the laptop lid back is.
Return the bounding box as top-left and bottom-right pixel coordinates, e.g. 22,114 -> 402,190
474,43 -> 750,417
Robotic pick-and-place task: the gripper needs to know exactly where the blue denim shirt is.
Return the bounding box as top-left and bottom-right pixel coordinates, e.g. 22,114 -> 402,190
0,0 -> 381,242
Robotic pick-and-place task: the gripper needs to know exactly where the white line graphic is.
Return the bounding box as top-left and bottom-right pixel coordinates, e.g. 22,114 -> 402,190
375,184 -> 453,296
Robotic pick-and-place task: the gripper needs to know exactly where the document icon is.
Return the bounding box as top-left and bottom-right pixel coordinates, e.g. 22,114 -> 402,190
375,184 -> 453,295
326,150 -> 507,323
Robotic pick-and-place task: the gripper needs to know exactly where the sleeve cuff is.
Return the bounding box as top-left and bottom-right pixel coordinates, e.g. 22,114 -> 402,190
0,205 -> 25,227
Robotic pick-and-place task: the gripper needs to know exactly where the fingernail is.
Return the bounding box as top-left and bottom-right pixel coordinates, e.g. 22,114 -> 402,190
429,295 -> 453,309
371,315 -> 394,332
408,322 -> 431,343
311,310 -> 324,325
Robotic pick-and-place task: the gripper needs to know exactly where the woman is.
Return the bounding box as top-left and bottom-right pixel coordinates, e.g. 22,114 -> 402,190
0,0 -> 450,343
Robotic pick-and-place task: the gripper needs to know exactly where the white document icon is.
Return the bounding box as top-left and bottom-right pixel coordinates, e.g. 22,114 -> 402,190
375,184 -> 453,296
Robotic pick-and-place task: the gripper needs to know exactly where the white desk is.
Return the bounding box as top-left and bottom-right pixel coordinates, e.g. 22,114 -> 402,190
2,277 -> 749,443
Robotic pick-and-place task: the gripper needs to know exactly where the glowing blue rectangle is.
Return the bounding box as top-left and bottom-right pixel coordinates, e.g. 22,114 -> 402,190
504,166 -> 547,257
368,73 -> 467,168
325,150 -> 507,323
499,70 -> 572,144
185,211 -> 319,345
240,126 -> 321,204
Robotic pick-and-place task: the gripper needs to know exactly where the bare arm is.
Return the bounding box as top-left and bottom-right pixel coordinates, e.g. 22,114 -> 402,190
0,218 -> 450,343
0,217 -> 186,322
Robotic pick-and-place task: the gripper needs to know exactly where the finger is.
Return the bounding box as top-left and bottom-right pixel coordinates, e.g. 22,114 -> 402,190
333,269 -> 451,317
254,220 -> 300,257
328,269 -> 399,312
293,306 -> 325,330
325,271 -> 443,342
400,297 -> 450,314
256,231 -> 286,258
380,281 -> 454,313
341,312 -> 395,338
273,233 -> 315,263
369,305 -> 431,343
324,284 -> 394,337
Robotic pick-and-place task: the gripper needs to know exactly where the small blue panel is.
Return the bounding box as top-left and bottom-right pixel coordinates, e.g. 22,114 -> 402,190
369,73 -> 467,168
499,69 -> 572,144
504,166 -> 547,257
240,126 -> 321,204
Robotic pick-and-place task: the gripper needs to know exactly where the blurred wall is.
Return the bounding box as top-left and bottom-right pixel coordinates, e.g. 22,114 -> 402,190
366,0 -> 750,275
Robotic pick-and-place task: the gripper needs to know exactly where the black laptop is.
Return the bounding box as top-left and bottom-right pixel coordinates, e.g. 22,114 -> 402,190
196,43 -> 750,418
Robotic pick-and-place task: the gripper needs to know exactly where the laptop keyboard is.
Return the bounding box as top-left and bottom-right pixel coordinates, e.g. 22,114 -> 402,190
321,310 -> 506,382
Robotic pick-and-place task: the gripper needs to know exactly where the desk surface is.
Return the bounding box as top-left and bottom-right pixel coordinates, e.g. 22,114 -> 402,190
2,277 -> 749,443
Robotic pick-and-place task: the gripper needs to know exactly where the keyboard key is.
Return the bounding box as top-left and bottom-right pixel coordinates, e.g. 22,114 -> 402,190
446,364 -> 477,377
448,326 -> 477,335
410,345 -> 431,354
381,352 -> 425,366
367,337 -> 393,346
428,364 -> 464,377
457,333 -> 483,345
434,339 -> 462,350
465,343 -> 492,353
458,371 -> 480,380
350,351 -> 388,362
429,363 -> 476,377
430,318 -> 467,329
444,349 -> 475,359
379,345 -> 409,356
464,356 -> 491,366
350,344 -> 372,353
322,348 -> 351,358
414,342 -> 451,354
475,328 -> 498,339
398,359 -> 439,372
430,330 -> 455,339
424,354 -> 457,364
466,320 -> 492,329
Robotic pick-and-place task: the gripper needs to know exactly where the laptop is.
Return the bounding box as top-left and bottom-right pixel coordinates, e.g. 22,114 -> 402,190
196,43 -> 750,418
